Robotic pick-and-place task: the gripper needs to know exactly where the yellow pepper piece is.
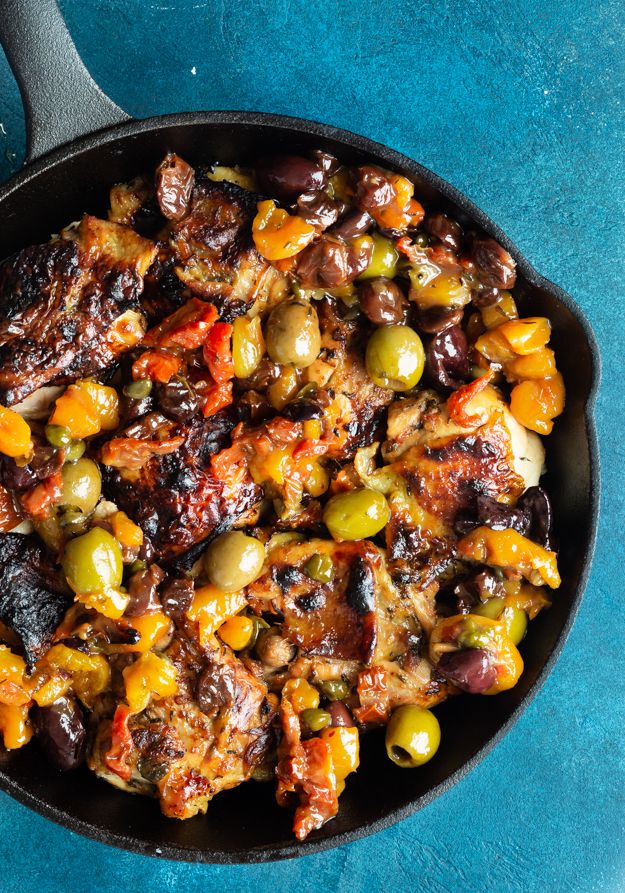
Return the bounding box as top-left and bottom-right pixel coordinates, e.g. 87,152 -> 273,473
267,365 -> 301,410
457,526 -> 561,589
122,612 -> 173,653
252,200 -> 316,262
498,317 -> 551,355
305,460 -> 330,497
282,677 -> 320,713
302,419 -> 322,440
29,670 -> 72,707
218,614 -> 255,650
501,582 -> 551,620
506,347 -> 557,381
186,585 -> 247,647
45,643 -> 111,708
320,726 -> 360,781
480,291 -> 518,329
123,651 -> 178,713
474,328 -> 517,364
510,373 -> 565,435
76,588 -> 130,620
232,316 -> 265,379
0,646 -> 31,706
0,703 -> 32,749
111,510 -> 144,548
0,406 -> 32,458
49,380 -> 120,439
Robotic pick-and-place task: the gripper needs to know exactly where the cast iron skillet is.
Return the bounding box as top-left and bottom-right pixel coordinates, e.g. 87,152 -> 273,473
0,0 -> 600,864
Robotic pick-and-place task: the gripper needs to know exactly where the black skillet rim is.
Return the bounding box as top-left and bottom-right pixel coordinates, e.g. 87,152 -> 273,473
0,110 -> 601,863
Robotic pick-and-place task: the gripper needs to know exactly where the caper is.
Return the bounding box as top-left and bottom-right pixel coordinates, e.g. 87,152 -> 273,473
265,298 -> 321,368
304,554 -> 334,583
129,559 -> 147,575
62,527 -> 123,595
385,705 -> 441,768
357,234 -> 399,280
60,458 -> 102,515
45,424 -> 72,449
365,325 -> 425,392
323,488 -> 390,542
123,379 -> 153,399
63,440 -> 86,463
317,679 -> 349,701
301,708 -> 331,732
204,531 -> 265,592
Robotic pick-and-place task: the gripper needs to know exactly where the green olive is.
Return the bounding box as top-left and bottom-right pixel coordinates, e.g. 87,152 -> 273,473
458,616 -> 492,649
60,458 -> 102,515
385,705 -> 441,768
265,298 -> 321,368
317,679 -> 349,701
123,379 -> 153,399
301,708 -> 331,732
474,600 -> 528,645
357,234 -> 399,280
365,325 -> 425,391
62,527 -> 123,595
323,488 -> 390,542
45,424 -> 72,449
204,531 -> 265,591
304,554 -> 334,583
63,440 -> 86,463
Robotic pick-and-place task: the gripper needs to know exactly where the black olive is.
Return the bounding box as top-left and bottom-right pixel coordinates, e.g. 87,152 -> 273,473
157,378 -> 200,422
517,486 -> 553,549
257,155 -> 327,199
425,325 -> 470,390
31,696 -> 86,771
438,648 -> 497,694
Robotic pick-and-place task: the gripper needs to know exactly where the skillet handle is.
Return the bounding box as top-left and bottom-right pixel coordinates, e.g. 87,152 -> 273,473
0,0 -> 130,163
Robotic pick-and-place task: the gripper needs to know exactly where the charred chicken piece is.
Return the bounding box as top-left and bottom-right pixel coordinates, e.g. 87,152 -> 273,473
101,411 -> 263,560
0,534 -> 72,666
0,215 -> 156,405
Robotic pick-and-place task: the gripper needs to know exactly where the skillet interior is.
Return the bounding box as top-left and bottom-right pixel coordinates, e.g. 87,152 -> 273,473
0,113 -> 599,862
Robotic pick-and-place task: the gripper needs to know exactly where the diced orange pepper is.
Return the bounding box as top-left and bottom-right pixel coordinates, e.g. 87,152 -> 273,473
111,510 -> 144,548
457,526 -> 561,588
132,350 -> 182,383
498,317 -> 551,355
0,406 -> 32,458
218,614 -> 255,650
28,668 -> 72,707
0,646 -> 30,707
186,585 -> 247,647
49,380 -> 119,439
510,373 -> 565,435
474,328 -> 518,364
282,677 -> 320,713
123,651 -> 178,713
121,612 -> 173,653
202,381 -> 233,417
319,726 -> 360,781
506,348 -> 557,381
0,703 -> 32,749
252,200 -> 316,261
203,322 -> 234,383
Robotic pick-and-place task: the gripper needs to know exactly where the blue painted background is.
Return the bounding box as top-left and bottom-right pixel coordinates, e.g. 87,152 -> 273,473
0,1 -> 623,890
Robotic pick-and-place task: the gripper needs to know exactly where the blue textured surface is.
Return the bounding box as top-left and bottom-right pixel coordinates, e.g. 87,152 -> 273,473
0,1 -> 624,891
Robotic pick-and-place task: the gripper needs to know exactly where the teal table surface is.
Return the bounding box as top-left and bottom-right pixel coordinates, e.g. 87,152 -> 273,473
0,1 -> 623,891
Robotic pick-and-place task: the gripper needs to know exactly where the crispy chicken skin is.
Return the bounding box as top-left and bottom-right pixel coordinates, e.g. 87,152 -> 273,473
0,533 -> 71,666
0,216 -> 156,405
101,411 -> 263,560
89,633 -> 276,818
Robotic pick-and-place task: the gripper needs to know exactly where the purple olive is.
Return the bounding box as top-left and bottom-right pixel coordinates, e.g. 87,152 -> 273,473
155,153 -> 195,221
438,648 -> 497,694
328,701 -> 354,727
296,235 -> 372,288
413,306 -> 464,334
517,486 -> 553,549
329,209 -> 374,240
454,495 -> 530,537
157,378 -> 200,422
257,155 -> 326,199
160,576 -> 194,617
354,166 -> 394,211
424,213 -> 463,252
470,237 -> 516,289
472,286 -> 501,308
125,564 -> 165,618
359,277 -> 408,325
425,325 -> 470,390
32,696 -> 86,770
296,191 -> 342,228
309,149 -> 340,175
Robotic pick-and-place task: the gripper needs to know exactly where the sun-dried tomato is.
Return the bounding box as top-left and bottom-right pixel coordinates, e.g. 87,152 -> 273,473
143,299 -> 218,350
202,381 -> 233,418
104,704 -> 135,782
132,350 -> 182,384
202,322 -> 234,383
447,370 -> 494,428
101,435 -> 185,470
19,471 -> 62,522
